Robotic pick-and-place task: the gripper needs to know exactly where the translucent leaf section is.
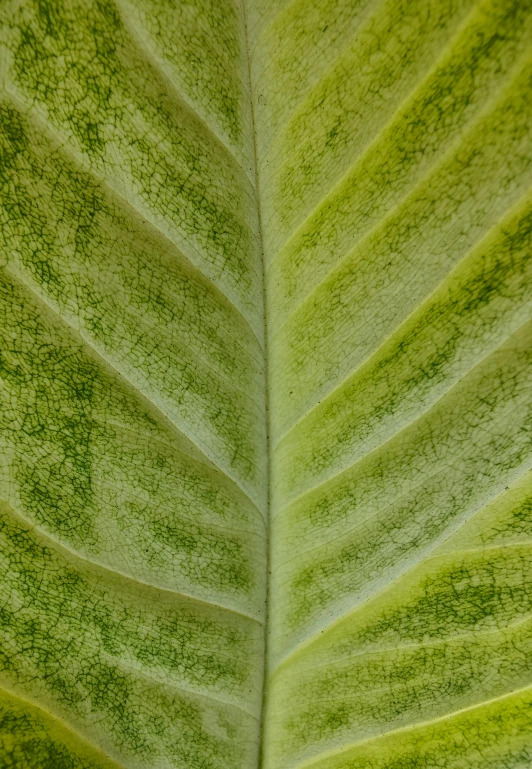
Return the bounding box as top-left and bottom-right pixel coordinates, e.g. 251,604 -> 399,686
258,0 -> 532,767
0,1 -> 266,767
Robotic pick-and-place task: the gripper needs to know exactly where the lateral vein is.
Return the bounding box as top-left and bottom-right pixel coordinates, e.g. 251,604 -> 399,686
2,498 -> 263,623
4,263 -> 265,518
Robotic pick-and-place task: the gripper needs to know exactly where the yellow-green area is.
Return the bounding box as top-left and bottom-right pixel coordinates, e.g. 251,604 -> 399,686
0,0 -> 531,768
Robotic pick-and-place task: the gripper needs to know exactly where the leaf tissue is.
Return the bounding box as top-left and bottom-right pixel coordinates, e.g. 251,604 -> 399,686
0,0 -> 531,767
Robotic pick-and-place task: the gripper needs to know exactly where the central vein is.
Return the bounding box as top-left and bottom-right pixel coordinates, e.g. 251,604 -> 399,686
240,3 -> 273,767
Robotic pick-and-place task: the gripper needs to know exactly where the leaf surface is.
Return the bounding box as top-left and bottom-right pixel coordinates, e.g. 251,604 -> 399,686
0,0 -> 531,767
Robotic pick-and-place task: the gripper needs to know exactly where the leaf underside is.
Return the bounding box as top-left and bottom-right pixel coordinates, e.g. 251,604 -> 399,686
0,0 -> 531,768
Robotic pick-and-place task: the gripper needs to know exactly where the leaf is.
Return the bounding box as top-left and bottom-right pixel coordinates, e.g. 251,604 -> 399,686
0,1 -> 530,768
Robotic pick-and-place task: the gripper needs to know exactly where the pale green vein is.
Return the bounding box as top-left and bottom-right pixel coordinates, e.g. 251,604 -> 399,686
260,0 -> 481,205
250,0 -> 383,86
78,280 -> 264,407
291,683 -> 532,769
267,38 -> 530,287
249,0 -> 301,52
255,0 -> 390,168
86,463 -> 265,536
273,656 -> 531,714
100,418 -> 217,474
2,88 -> 264,350
275,613 -> 532,683
251,0 -> 300,47
3,498 -> 262,624
434,540 -> 532,559
0,683 -> 127,769
112,0 -> 254,185
4,264 -> 265,519
274,465 -> 448,559
275,452 -> 532,575
269,79 -> 531,354
105,655 -> 259,720
272,453 -> 532,671
273,311 -> 532,518
273,193 -> 532,453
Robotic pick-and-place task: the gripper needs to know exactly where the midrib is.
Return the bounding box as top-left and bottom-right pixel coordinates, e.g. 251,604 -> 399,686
239,3 -> 273,767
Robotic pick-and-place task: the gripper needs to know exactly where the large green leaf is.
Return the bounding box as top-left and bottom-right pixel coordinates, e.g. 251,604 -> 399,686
0,0 -> 531,767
